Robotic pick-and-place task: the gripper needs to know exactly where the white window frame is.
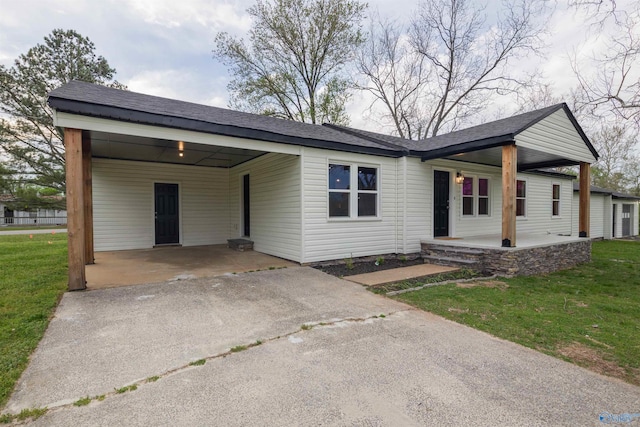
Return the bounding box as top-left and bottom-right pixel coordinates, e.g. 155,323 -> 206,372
551,182 -> 561,218
516,179 -> 527,218
460,175 -> 491,218
328,161 -> 381,221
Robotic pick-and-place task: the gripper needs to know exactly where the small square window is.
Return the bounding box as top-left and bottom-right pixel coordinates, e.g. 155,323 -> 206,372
479,178 -> 488,197
358,193 -> 377,216
329,192 -> 349,217
329,164 -> 350,190
516,180 -> 526,198
479,198 -> 489,215
462,177 -> 473,196
463,197 -> 474,215
358,167 -> 377,191
516,198 -> 526,217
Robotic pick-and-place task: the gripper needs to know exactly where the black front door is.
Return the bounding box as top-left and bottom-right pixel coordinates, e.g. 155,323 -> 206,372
243,174 -> 250,237
434,170 -> 450,237
155,183 -> 179,245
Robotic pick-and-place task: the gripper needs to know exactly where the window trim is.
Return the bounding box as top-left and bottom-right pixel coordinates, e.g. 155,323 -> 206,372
516,179 -> 527,219
327,161 -> 381,221
551,182 -> 561,218
460,175 -> 491,218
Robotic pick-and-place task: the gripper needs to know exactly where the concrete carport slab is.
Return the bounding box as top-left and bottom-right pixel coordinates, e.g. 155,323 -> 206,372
85,245 -> 296,289
5,267 -> 640,425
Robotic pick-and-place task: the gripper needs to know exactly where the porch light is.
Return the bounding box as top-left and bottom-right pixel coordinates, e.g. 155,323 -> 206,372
179,152 -> 184,157
455,171 -> 465,185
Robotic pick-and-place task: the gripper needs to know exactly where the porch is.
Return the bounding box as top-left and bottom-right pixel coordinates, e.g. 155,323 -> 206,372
85,245 -> 296,290
421,233 -> 592,276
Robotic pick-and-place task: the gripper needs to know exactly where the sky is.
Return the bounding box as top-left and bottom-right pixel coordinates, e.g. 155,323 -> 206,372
0,0 -> 628,132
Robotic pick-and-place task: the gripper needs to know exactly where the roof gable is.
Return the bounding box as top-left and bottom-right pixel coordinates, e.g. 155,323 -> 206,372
515,107 -> 598,163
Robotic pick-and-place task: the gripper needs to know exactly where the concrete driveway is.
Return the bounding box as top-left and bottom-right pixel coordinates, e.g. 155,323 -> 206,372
5,267 -> 640,426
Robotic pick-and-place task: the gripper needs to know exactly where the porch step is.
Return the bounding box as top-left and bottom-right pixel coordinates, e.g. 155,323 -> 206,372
422,255 -> 480,268
425,245 -> 485,255
227,238 -> 254,252
421,242 -> 485,272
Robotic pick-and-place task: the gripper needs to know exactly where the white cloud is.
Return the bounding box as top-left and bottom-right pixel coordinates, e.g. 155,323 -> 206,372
118,0 -> 253,33
126,68 -> 229,107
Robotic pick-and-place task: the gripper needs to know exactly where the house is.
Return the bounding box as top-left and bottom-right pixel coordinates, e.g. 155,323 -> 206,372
572,184 -> 639,239
0,195 -> 67,226
48,81 -> 598,290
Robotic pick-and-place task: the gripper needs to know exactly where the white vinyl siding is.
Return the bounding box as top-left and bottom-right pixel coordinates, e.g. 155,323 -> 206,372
229,153 -> 302,262
92,159 -> 229,251
302,148 -> 398,263
425,160 -> 573,238
516,109 -> 597,163
403,158 -> 432,252
572,192 -> 607,239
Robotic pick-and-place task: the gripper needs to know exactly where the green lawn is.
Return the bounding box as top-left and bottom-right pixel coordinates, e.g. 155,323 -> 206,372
0,225 -> 67,232
394,240 -> 640,385
0,233 -> 67,409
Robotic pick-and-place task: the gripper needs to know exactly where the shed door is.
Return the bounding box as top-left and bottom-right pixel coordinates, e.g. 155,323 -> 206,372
434,170 -> 450,237
155,183 -> 179,245
622,204 -> 632,236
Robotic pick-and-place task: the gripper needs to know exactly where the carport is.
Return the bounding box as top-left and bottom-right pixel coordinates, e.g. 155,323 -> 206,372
49,81 -> 312,290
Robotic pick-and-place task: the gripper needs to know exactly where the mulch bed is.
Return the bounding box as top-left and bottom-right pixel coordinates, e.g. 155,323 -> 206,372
313,258 -> 424,278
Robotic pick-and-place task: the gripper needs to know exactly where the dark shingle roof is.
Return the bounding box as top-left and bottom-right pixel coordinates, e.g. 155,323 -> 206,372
324,104 -> 597,162
572,183 -> 640,200
410,105 -> 565,152
48,81 -> 597,162
48,81 -> 402,157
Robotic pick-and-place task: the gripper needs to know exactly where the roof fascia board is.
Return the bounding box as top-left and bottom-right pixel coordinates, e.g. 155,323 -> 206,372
417,135 -> 514,161
50,98 -> 402,158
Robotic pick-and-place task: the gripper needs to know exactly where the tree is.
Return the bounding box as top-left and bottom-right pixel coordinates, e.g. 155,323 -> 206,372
589,124 -> 639,191
356,17 -> 430,139
358,0 -> 549,138
214,0 -> 367,125
0,29 -> 124,192
570,9 -> 640,129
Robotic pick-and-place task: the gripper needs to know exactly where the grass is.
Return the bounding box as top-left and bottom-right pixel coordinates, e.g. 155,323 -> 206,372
394,240 -> 640,385
0,233 -> 67,410
0,225 -> 66,232
73,396 -> 91,407
114,385 -> 137,394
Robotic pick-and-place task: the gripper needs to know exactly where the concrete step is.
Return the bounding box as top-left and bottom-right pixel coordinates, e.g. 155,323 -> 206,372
421,245 -> 484,255
422,255 -> 480,266
227,238 -> 254,252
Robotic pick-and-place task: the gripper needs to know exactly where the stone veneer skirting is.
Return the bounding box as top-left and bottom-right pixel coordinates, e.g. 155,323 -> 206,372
421,240 -> 592,277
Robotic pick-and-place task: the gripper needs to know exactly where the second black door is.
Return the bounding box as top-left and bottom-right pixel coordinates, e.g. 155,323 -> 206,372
155,183 -> 179,245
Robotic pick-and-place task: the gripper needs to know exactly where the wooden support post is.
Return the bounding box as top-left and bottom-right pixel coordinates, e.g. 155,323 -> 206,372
82,132 -> 94,264
502,144 -> 517,247
65,128 -> 86,291
579,162 -> 591,237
